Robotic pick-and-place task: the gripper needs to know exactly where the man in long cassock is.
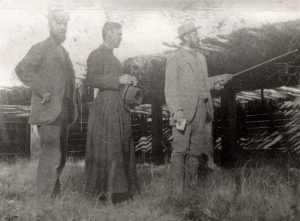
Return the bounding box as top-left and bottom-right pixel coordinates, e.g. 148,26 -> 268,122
165,23 -> 232,193
15,9 -> 77,198
85,22 -> 140,203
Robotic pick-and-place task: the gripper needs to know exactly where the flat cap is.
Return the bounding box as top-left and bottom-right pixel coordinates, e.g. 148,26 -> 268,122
47,9 -> 70,23
177,23 -> 201,38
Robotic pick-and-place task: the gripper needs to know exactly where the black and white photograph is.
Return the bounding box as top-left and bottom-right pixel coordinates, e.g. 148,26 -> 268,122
1,0 -> 300,220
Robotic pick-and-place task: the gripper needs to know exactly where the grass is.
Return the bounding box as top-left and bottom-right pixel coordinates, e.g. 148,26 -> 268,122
0,158 -> 299,221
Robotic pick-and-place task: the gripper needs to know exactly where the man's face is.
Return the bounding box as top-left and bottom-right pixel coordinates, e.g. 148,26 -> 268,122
49,20 -> 68,44
107,28 -> 123,48
186,30 -> 200,49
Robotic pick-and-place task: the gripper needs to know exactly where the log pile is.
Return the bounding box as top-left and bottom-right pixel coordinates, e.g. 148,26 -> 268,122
0,86 -> 31,105
0,105 -> 30,157
220,87 -> 300,154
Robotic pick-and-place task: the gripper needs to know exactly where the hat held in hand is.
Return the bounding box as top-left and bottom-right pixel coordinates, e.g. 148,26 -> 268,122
122,85 -> 143,108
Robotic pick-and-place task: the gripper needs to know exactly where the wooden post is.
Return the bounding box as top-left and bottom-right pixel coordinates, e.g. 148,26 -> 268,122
261,88 -> 265,104
220,86 -> 238,167
151,95 -> 163,164
148,59 -> 164,165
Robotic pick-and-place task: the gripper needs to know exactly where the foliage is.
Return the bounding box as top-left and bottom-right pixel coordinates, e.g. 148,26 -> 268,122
0,159 -> 299,221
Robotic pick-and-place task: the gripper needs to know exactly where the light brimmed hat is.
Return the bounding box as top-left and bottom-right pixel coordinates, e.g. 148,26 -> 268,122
177,23 -> 201,39
47,9 -> 70,23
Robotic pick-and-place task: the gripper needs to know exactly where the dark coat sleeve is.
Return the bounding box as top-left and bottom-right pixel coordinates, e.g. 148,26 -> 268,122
15,44 -> 48,97
86,50 -> 120,90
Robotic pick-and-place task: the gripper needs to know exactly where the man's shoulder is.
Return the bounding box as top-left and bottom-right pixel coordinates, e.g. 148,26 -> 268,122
197,51 -> 206,59
166,49 -> 182,62
29,38 -> 52,52
88,46 -> 106,59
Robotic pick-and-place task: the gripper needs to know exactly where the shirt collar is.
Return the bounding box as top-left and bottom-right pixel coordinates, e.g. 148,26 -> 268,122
181,46 -> 198,53
102,43 -> 114,52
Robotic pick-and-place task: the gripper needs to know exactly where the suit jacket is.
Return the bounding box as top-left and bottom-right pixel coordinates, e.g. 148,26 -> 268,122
165,48 -> 220,123
15,37 -> 77,125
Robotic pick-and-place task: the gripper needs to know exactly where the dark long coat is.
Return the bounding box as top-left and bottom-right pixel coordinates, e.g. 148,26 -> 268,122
85,44 -> 140,197
15,37 -> 77,125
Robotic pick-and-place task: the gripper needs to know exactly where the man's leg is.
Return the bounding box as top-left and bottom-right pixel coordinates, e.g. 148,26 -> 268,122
187,118 -> 215,186
170,125 -> 191,194
185,101 -> 213,188
201,121 -> 215,169
36,125 -> 62,197
57,122 -> 68,176
52,122 -> 69,197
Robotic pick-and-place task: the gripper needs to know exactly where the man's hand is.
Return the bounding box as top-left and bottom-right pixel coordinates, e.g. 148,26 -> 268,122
173,110 -> 184,125
119,74 -> 138,85
221,74 -> 232,84
214,81 -> 225,90
41,92 -> 51,104
119,74 -> 132,85
213,74 -> 233,90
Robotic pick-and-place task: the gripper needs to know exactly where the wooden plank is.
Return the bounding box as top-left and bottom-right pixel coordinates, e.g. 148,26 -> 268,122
220,85 -> 239,166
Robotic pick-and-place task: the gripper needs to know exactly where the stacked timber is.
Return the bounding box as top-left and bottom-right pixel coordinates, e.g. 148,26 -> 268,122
0,87 -> 31,157
0,105 -> 31,157
124,19 -> 300,102
0,86 -> 31,105
123,18 -> 300,162
203,19 -> 300,92
131,104 -> 172,163
224,87 -> 300,154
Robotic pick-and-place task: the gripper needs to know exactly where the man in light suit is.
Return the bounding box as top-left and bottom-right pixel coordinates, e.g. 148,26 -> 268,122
15,9 -> 77,198
165,23 -> 232,193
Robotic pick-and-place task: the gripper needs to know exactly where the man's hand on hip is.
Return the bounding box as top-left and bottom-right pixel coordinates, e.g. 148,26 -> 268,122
41,92 -> 51,104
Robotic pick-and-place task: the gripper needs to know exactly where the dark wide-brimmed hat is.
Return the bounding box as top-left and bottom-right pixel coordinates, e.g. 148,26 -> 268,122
47,9 -> 70,23
177,23 -> 201,39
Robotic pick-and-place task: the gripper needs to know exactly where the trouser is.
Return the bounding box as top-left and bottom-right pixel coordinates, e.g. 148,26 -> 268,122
36,123 -> 68,197
170,101 -> 214,193
36,101 -> 69,198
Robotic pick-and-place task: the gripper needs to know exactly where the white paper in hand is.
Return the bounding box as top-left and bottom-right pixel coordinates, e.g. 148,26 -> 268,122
176,119 -> 186,131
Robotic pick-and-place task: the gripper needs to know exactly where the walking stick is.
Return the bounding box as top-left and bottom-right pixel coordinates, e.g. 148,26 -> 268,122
232,49 -> 298,78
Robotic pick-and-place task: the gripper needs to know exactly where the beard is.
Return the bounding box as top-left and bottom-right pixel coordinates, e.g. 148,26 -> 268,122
189,40 -> 200,49
50,30 -> 66,44
113,39 -> 122,48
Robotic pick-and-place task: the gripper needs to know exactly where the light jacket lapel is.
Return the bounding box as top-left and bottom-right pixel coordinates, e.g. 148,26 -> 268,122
180,49 -> 198,73
180,49 -> 203,89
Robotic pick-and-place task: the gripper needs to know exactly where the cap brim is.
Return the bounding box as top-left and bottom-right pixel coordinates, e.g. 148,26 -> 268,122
176,26 -> 201,39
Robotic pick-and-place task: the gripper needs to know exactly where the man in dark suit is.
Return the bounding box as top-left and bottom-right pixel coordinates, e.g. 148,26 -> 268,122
15,9 -> 77,198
